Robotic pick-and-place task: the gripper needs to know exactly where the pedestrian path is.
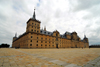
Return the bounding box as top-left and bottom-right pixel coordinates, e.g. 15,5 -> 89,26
0,48 -> 100,67
16,49 -> 82,67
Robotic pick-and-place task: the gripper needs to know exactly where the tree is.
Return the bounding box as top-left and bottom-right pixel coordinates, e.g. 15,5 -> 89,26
0,43 -> 10,48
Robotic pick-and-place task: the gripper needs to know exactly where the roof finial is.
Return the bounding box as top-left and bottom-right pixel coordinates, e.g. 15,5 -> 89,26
33,8 -> 36,19
44,26 -> 46,31
84,34 -> 86,38
15,33 -> 17,37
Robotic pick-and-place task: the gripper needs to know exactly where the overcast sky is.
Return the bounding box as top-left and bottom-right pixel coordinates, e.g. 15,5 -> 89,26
0,0 -> 100,47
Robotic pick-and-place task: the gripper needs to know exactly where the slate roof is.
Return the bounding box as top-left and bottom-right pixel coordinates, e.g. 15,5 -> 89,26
40,29 -> 70,38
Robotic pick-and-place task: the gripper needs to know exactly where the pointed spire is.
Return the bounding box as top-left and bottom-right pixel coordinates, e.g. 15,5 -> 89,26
15,33 -> 17,37
44,26 -> 46,31
33,9 -> 36,19
84,34 -> 87,38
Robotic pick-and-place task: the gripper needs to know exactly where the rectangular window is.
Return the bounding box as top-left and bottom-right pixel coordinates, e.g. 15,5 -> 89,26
36,44 -> 38,46
37,41 -> 38,43
30,40 -> 32,42
45,45 -> 47,46
30,44 -> 32,46
31,36 -> 32,38
34,30 -> 36,32
37,37 -> 38,39
41,41 -> 43,43
41,44 -> 42,46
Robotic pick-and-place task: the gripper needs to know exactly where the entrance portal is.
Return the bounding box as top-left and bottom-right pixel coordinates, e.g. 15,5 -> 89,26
75,45 -> 77,48
56,44 -> 58,48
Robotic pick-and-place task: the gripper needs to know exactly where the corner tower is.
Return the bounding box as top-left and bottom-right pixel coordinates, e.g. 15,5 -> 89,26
13,33 -> 17,42
26,9 -> 41,33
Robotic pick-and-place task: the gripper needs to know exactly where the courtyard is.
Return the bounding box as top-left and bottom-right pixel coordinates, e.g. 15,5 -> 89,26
0,48 -> 100,67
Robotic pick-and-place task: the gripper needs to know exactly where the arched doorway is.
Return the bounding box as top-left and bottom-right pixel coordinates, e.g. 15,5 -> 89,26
56,44 -> 58,48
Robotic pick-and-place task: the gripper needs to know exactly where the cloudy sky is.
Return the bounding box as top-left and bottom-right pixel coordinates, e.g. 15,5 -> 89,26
0,0 -> 100,47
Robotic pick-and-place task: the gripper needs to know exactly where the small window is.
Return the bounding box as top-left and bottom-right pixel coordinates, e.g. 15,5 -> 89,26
41,31 -> 42,33
37,41 -> 38,43
37,37 -> 38,39
41,41 -> 43,43
31,29 -> 33,31
37,31 -> 39,33
52,45 -> 54,46
30,40 -> 32,42
45,38 -> 47,40
35,24 -> 36,25
36,44 -> 38,46
41,38 -> 43,39
32,23 -> 33,24
41,44 -> 42,46
56,38 -> 58,41
56,33 -> 58,36
31,36 -> 32,38
30,44 -> 32,46
45,41 -> 47,43
49,45 -> 50,46
45,45 -> 47,46
34,30 -> 36,32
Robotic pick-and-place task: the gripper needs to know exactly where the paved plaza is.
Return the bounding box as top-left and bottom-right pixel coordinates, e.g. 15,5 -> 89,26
0,48 -> 100,67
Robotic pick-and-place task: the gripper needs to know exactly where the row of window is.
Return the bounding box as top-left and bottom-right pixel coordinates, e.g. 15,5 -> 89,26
30,44 -> 54,47
31,29 -> 39,33
32,26 -> 39,29
30,40 -> 54,43
30,40 -> 67,44
31,37 -> 56,40
32,23 -> 39,26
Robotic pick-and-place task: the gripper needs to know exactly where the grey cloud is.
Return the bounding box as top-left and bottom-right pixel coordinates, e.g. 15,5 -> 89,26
73,0 -> 100,11
0,0 -> 100,46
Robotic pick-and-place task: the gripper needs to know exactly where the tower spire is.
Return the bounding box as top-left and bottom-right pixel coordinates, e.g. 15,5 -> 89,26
84,34 -> 87,38
15,33 -> 17,37
33,9 -> 36,19
44,26 -> 46,31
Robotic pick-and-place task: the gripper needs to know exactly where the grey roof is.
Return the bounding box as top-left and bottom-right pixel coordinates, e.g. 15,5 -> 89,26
40,29 -> 67,38
64,31 -> 71,35
40,29 -> 53,36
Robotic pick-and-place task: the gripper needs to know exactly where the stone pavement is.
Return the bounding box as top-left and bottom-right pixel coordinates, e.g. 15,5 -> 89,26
83,56 -> 100,67
0,48 -> 100,67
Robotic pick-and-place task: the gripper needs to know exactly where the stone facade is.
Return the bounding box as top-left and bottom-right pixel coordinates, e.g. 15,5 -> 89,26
12,9 -> 89,48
